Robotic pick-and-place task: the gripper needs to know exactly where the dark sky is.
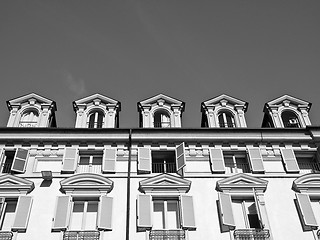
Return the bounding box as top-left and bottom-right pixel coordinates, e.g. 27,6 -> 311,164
0,0 -> 319,128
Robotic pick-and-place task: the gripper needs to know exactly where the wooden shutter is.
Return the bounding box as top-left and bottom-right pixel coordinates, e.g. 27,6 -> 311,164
218,192 -> 235,227
138,148 -> 151,173
0,197 -> 5,224
281,149 -> 300,173
61,148 -> 78,173
180,195 -> 196,230
12,196 -> 33,231
52,196 -> 71,231
176,143 -> 186,176
98,196 -> 113,230
11,148 -> 29,173
137,195 -> 152,229
253,190 -> 263,228
247,148 -> 265,173
209,148 -> 225,173
102,148 -> 117,173
296,193 -> 318,228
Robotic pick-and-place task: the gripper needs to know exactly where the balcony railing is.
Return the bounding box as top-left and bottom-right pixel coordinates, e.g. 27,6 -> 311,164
152,162 -> 176,173
77,165 -> 102,174
219,123 -> 235,128
63,231 -> 100,240
154,122 -> 171,128
149,229 -> 185,240
0,232 -> 13,240
225,163 -> 251,174
19,121 -> 37,127
298,161 -> 320,174
234,229 -> 270,240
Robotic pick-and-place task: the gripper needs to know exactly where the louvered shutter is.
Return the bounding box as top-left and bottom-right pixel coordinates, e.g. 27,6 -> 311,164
180,195 -> 196,230
11,148 -> 29,173
218,192 -> 235,227
253,190 -> 263,228
176,143 -> 186,176
281,149 -> 300,173
137,195 -> 152,229
296,193 -> 318,228
247,148 -> 265,173
98,196 -> 113,230
102,148 -> 117,173
61,148 -> 78,173
0,198 -> 5,223
52,196 -> 71,231
12,196 -> 33,231
209,148 -> 225,173
138,148 -> 151,173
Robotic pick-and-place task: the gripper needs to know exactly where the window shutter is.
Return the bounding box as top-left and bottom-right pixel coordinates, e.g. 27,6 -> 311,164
296,193 -> 318,228
253,190 -> 263,228
209,148 -> 225,173
218,192 -> 235,227
180,195 -> 196,230
138,148 -> 151,173
102,148 -> 117,173
12,196 -> 33,231
11,148 -> 29,173
52,196 -> 71,231
247,148 -> 265,173
137,195 -> 152,229
176,142 -> 186,176
98,196 -> 113,230
61,148 -> 78,173
281,149 -> 300,173
0,197 -> 5,222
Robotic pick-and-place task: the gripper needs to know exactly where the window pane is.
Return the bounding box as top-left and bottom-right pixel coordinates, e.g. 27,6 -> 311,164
70,202 -> 84,230
232,200 -> 246,229
153,201 -> 165,229
85,202 -> 98,230
311,200 -> 320,227
167,201 -> 179,229
245,201 -> 261,229
92,156 -> 102,165
2,201 -> 17,231
79,156 -> 90,165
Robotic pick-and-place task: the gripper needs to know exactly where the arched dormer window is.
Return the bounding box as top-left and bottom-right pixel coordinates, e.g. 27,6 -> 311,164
218,111 -> 235,128
281,110 -> 300,128
153,110 -> 170,128
19,110 -> 39,127
88,110 -> 104,128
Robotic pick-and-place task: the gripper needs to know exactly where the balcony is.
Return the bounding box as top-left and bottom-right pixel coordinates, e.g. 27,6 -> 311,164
0,232 -> 13,240
234,229 -> 270,240
149,230 -> 185,240
63,231 -> 100,240
152,162 -> 176,173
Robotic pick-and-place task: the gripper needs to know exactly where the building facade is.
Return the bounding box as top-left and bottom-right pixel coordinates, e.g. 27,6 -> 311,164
0,92 -> 319,240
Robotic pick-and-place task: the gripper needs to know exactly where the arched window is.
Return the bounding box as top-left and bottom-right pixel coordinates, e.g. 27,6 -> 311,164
19,110 -> 39,127
88,111 -> 104,128
218,111 -> 235,128
154,110 -> 170,128
281,110 -> 300,128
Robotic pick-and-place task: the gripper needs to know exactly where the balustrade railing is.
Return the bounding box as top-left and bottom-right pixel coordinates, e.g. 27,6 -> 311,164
298,162 -> 320,174
0,232 -> 13,240
77,165 -> 102,174
63,231 -> 100,240
225,163 -> 251,174
19,121 -> 37,127
234,229 -> 270,240
154,122 -> 171,128
149,229 -> 185,240
152,162 -> 176,173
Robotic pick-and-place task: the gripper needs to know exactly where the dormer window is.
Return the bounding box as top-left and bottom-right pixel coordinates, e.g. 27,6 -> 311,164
19,110 -> 39,127
154,110 -> 170,128
281,110 -> 300,128
218,111 -> 235,128
88,110 -> 104,128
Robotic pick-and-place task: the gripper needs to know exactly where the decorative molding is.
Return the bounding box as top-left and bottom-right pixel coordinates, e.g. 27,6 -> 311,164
0,174 -> 34,194
292,173 -> 320,193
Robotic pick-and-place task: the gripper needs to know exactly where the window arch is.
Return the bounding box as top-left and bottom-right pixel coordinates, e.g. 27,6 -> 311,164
19,109 -> 39,127
153,110 -> 171,128
281,110 -> 300,128
218,111 -> 235,128
88,110 -> 104,128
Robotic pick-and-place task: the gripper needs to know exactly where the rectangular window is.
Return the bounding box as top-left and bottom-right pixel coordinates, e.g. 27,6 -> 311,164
1,151 -> 15,174
295,152 -> 320,174
232,199 -> 261,229
77,151 -> 103,174
153,199 -> 180,230
224,153 -> 250,174
151,151 -> 176,174
1,199 -> 18,231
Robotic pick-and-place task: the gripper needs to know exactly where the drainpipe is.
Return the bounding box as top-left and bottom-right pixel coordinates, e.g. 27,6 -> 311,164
125,129 -> 132,240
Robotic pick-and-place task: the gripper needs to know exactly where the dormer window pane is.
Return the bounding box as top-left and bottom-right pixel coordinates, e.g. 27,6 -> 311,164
154,111 -> 170,128
88,111 -> 104,128
19,110 -> 39,127
281,111 -> 300,128
218,112 -> 235,128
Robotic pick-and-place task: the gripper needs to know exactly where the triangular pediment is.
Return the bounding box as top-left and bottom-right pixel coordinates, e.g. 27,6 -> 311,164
0,174 -> 34,194
293,174 -> 320,193
138,94 -> 185,107
60,173 -> 113,194
7,93 -> 56,110
202,94 -> 247,108
216,173 -> 268,193
74,93 -> 120,106
266,95 -> 311,109
139,174 -> 191,193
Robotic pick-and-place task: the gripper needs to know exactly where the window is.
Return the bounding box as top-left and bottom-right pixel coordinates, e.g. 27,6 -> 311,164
0,149 -> 29,174
218,111 -> 235,128
77,152 -> 103,174
153,199 -> 180,230
19,110 -> 39,127
295,151 -> 320,174
137,143 -> 186,175
232,199 -> 261,229
154,110 -> 170,128
69,199 -> 99,230
209,148 -> 264,174
88,111 -> 104,128
281,110 -> 300,128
